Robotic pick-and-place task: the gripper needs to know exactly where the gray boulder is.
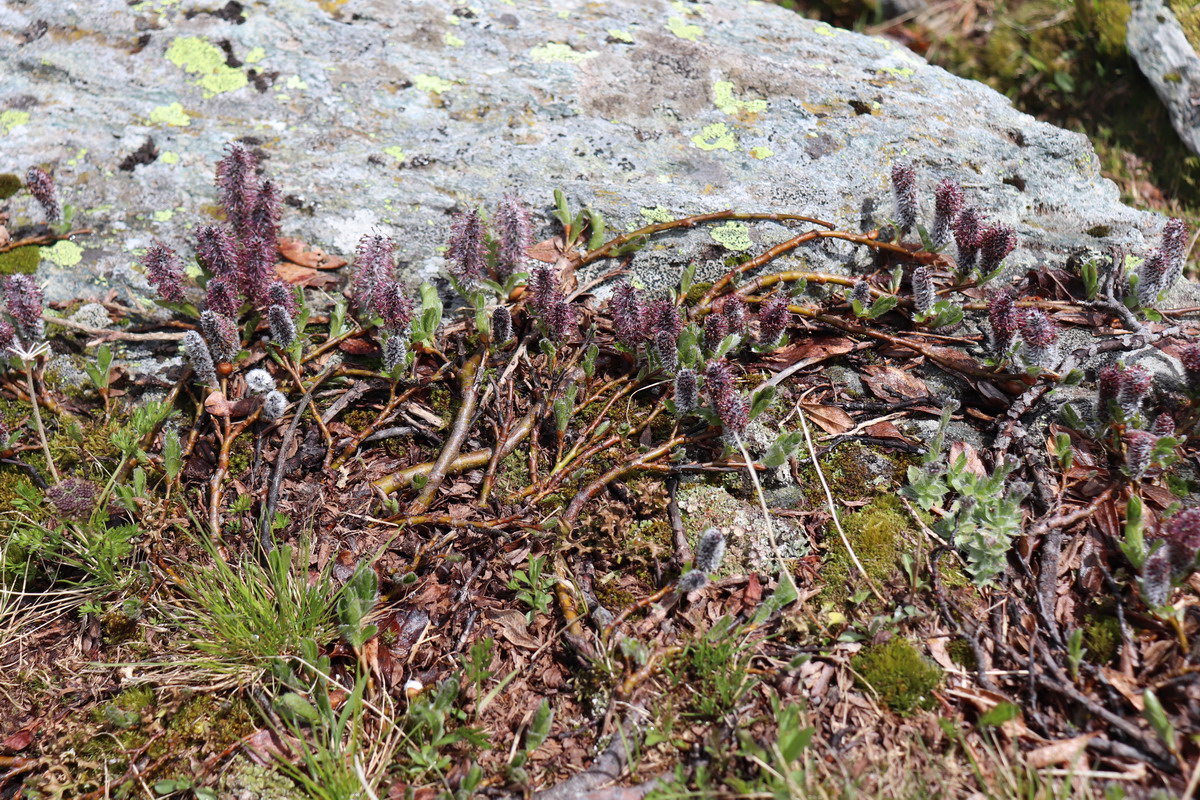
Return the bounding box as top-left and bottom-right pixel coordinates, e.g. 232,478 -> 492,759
0,0 -> 1170,305
1127,0 -> 1200,157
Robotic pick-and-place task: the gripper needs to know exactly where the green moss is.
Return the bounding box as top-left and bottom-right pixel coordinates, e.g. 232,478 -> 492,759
0,245 -> 41,275
1091,0 -> 1131,54
0,173 -> 22,199
46,415 -> 123,477
946,637 -> 977,669
852,637 -> 942,715
820,494 -> 908,603
1082,613 -> 1121,665
226,433 -> 254,478
1169,0 -> 1200,50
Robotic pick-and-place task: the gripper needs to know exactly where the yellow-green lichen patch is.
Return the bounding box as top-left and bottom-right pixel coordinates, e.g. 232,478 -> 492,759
640,205 -> 675,224
245,46 -> 266,63
444,31 -> 464,47
159,151 -> 180,165
0,173 -> 21,199
413,74 -> 455,93
813,22 -> 839,37
149,102 -> 191,127
41,240 -> 83,267
285,75 -> 308,90
607,29 -> 634,43
0,246 -> 40,275
878,66 -> 916,78
690,122 -> 738,152
1,110 -> 30,135
710,221 -> 752,251
713,81 -> 768,117
530,43 -> 595,63
165,36 -> 249,97
153,209 -> 175,222
748,146 -> 774,159
667,17 -> 703,41
384,146 -> 406,162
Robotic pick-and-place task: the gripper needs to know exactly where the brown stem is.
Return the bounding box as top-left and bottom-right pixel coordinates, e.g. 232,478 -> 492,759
23,362 -> 58,482
408,348 -> 485,513
573,211 -> 835,270
0,228 -> 92,254
208,409 -> 261,537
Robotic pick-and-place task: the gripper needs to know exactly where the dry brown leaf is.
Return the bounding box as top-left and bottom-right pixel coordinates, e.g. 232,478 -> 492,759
762,337 -> 856,371
1102,667 -> 1144,709
203,391 -> 257,418
487,609 -> 541,650
526,237 -> 563,264
338,337 -> 377,355
274,261 -> 338,287
949,441 -> 986,480
278,237 -> 349,269
801,403 -> 854,435
1025,734 -> 1095,769
861,420 -> 914,444
861,364 -> 928,400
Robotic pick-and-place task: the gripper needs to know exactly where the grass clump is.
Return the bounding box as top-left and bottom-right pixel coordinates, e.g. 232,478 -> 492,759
852,637 -> 942,715
168,539 -> 337,675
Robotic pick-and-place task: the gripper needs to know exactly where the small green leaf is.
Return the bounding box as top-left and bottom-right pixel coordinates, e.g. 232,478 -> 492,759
748,384 -> 776,421
274,692 -> 322,725
586,208 -> 606,250
978,701 -> 1020,728
553,189 -> 571,230
866,295 -> 899,319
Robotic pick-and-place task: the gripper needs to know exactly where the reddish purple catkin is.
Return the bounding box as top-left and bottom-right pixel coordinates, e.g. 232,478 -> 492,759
46,477 -> 100,519
205,277 -> 240,318
528,265 -> 558,316
987,289 -> 1020,355
350,234 -> 395,316
703,311 -> 728,353
494,194 -> 533,278
704,359 -> 734,406
542,296 -> 576,339
1141,551 -> 1172,608
4,274 -> 44,344
374,284 -> 415,333
931,179 -> 963,250
978,224 -> 1017,275
757,294 -> 790,345
1116,365 -> 1152,418
247,178 -> 281,243
1097,365 -> 1121,419
721,294 -> 747,335
716,388 -> 750,434
610,282 -> 645,349
644,298 -> 682,342
142,241 -> 186,304
1137,249 -> 1168,307
953,206 -> 983,273
201,310 -> 240,363
655,330 -> 679,373
911,265 -> 934,314
446,208 -> 488,286
1165,508 -> 1200,576
1019,309 -> 1058,369
25,167 -> 61,223
195,224 -> 240,279
267,281 -> 298,318
1180,342 -> 1200,391
1125,429 -> 1155,479
1152,412 -> 1176,438
215,143 -> 259,236
891,163 -> 918,236
240,233 -> 278,307
0,319 -> 14,354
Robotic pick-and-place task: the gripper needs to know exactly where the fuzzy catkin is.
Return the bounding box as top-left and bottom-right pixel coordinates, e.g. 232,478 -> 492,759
495,194 -> 533,278
201,310 -> 240,363
931,179 -> 964,250
674,368 -> 698,413
1116,365 -> 1152,418
268,304 -> 296,347
695,528 -> 727,574
611,282 -> 644,348
350,234 -> 395,316
142,241 -> 185,304
446,209 -> 488,286
891,163 -> 918,235
245,368 -> 276,395
4,275 -> 44,344
262,390 -> 288,420
757,294 -> 790,345
184,330 -> 217,385
384,336 -> 408,373
678,570 -> 708,594
953,207 -> 983,273
1125,429 -> 1155,479
655,330 -> 678,373
850,279 -> 872,307
25,167 -> 60,222
978,224 -> 1017,275
491,305 -> 512,344
911,265 -> 934,314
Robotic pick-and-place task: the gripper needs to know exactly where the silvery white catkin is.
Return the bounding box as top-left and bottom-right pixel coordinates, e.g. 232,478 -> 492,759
384,336 -> 408,373
184,331 -> 216,385
491,305 -> 512,344
268,304 -> 296,347
678,570 -> 708,593
695,528 -> 727,574
262,390 -> 288,420
245,368 -> 276,394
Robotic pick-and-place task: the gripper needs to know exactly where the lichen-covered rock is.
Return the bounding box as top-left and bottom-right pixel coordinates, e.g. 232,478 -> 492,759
0,0 -> 1167,304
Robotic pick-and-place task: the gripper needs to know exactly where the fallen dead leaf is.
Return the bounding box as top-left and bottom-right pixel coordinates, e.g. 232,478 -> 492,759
801,403 -> 854,435
278,237 -> 349,269
1026,734 -> 1095,769
861,364 -> 928,400
487,609 -> 541,650
274,261 -> 338,287
204,391 -> 258,418
949,441 -> 986,480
